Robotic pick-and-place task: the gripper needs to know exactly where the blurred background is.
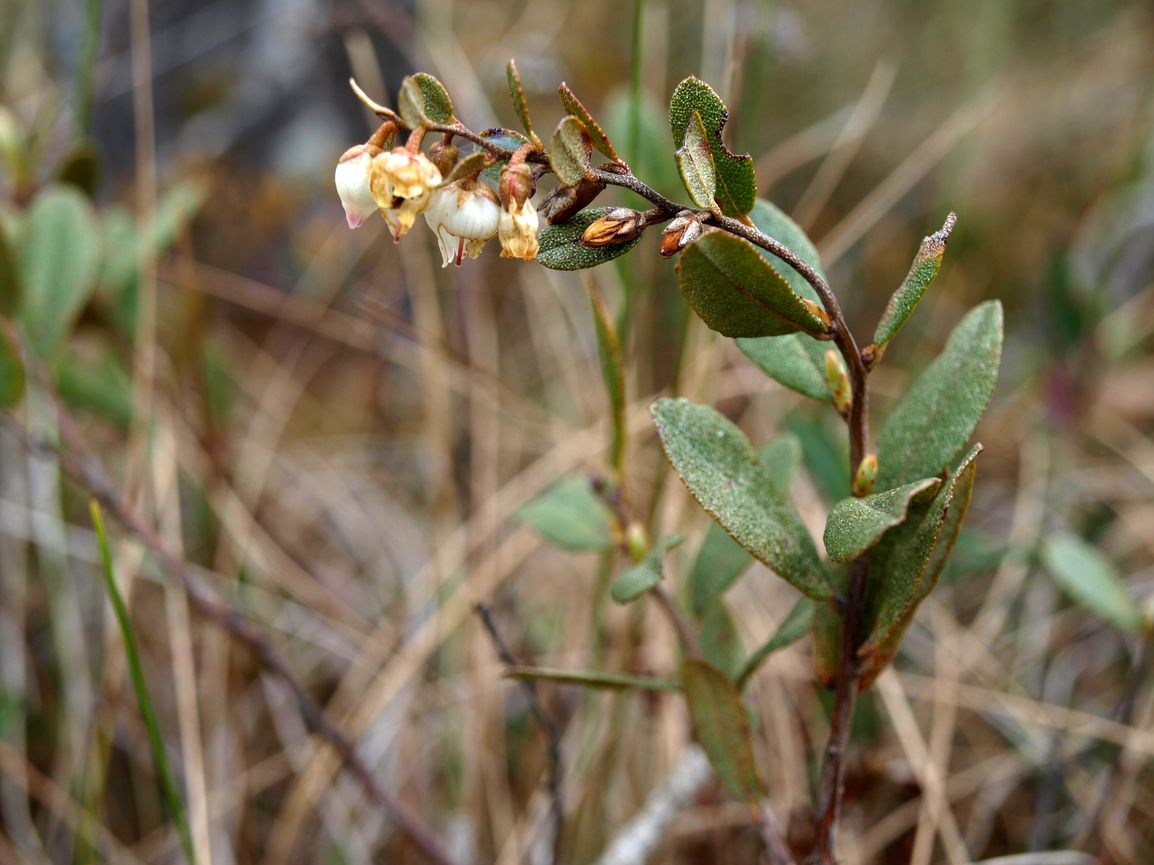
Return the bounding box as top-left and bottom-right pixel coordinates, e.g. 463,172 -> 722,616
1,0 -> 1153,863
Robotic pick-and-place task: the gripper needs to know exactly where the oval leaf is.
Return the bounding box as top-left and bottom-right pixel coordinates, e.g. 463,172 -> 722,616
737,200 -> 839,400
858,445 -> 982,683
675,110 -> 716,208
700,599 -> 744,680
505,58 -> 538,142
823,477 -> 942,563
610,535 -> 684,605
515,476 -> 613,551
652,398 -> 831,600
537,207 -> 643,271
876,300 -> 1002,489
1041,534 -> 1143,634
679,231 -> 831,338
549,116 -> 593,186
874,213 -> 956,349
668,77 -> 756,217
18,184 -> 101,358
398,73 -> 457,128
682,659 -> 766,803
558,82 -> 619,162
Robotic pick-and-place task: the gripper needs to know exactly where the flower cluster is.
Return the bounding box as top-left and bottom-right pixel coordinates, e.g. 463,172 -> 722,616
335,140 -> 539,267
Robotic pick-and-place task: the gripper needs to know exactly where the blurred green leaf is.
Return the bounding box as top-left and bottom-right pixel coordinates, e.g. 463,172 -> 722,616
0,320 -> 25,408
398,73 -> 457,128
736,597 -> 814,690
549,116 -> 593,186
941,529 -> 1009,584
537,207 -> 643,270
96,205 -> 139,298
1040,534 -> 1143,634
688,435 -> 801,615
652,397 -> 831,600
682,659 -> 766,803
873,213 -> 955,350
876,301 -> 1002,489
56,348 -> 133,428
611,535 -> 684,604
786,411 -> 850,505
679,230 -> 831,338
516,476 -> 613,552
18,185 -> 101,358
668,77 -> 755,217
858,445 -> 981,685
56,144 -> 101,198
737,200 -> 838,400
0,216 -> 20,315
588,286 -> 626,473
700,599 -> 744,680
823,477 -> 942,563
505,59 -> 537,142
675,110 -> 716,208
148,178 -> 207,252
505,666 -> 680,692
558,83 -> 619,162
604,88 -> 683,202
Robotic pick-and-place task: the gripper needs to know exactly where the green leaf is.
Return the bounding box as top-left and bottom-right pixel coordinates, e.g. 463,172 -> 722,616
56,347 -> 133,428
478,129 -> 532,182
652,397 -> 831,600
506,58 -> 538,143
0,216 -> 20,315
558,83 -> 619,162
786,412 -> 850,505
700,599 -> 744,680
687,434 -> 801,615
874,213 -> 956,349
18,185 -> 101,358
858,445 -> 981,684
675,110 -> 716,208
668,77 -> 756,217
611,535 -> 684,604
603,87 -> 684,203
516,476 -> 613,552
441,151 -> 490,185
679,231 -> 831,338
549,116 -> 593,186
398,73 -> 457,128
537,207 -> 643,271
736,597 -> 814,690
682,659 -> 766,803
0,320 -> 25,409
90,502 -> 198,864
588,286 -> 626,474
736,200 -> 838,400
876,301 -> 1002,489
505,666 -> 680,693
823,477 -> 942,564
1040,534 -> 1144,634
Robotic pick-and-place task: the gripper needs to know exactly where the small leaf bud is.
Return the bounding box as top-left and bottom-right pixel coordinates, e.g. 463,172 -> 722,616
659,211 -> 704,257
581,208 -> 644,248
625,522 -> 650,563
825,349 -> 852,416
853,453 -> 878,497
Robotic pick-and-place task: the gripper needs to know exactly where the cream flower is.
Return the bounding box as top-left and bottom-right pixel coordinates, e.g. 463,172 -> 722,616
334,144 -> 381,229
498,198 -> 539,260
423,181 -> 501,267
368,148 -> 442,240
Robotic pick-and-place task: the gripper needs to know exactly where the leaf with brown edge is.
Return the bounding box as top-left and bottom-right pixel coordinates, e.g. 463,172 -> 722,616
558,82 -> 620,162
873,212 -> 956,350
857,445 -> 981,688
505,58 -> 539,144
682,659 -> 766,804
549,116 -> 593,186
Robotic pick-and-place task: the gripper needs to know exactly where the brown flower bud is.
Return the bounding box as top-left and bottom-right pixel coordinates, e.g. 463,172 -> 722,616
659,211 -> 704,257
581,208 -> 644,248
428,140 -> 459,176
539,177 -> 607,224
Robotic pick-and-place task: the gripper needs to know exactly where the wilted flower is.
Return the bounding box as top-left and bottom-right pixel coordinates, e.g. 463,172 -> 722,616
368,147 -> 443,239
334,144 -> 382,229
498,198 -> 539,260
423,180 -> 501,267
581,208 -> 645,248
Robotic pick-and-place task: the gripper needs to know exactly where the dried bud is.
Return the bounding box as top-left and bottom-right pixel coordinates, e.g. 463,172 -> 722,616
825,348 -> 852,416
581,208 -> 644,248
368,147 -> 443,239
539,177 -> 606,224
659,211 -> 704,257
499,161 -> 535,210
802,297 -> 832,330
852,453 -> 878,497
428,140 -> 459,176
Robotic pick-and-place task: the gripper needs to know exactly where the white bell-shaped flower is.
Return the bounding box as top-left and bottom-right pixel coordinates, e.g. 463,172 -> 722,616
423,181 -> 501,267
334,144 -> 380,229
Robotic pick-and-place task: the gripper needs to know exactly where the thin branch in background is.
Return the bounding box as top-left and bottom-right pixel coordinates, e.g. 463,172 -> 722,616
12,396 -> 464,865
474,603 -> 565,865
